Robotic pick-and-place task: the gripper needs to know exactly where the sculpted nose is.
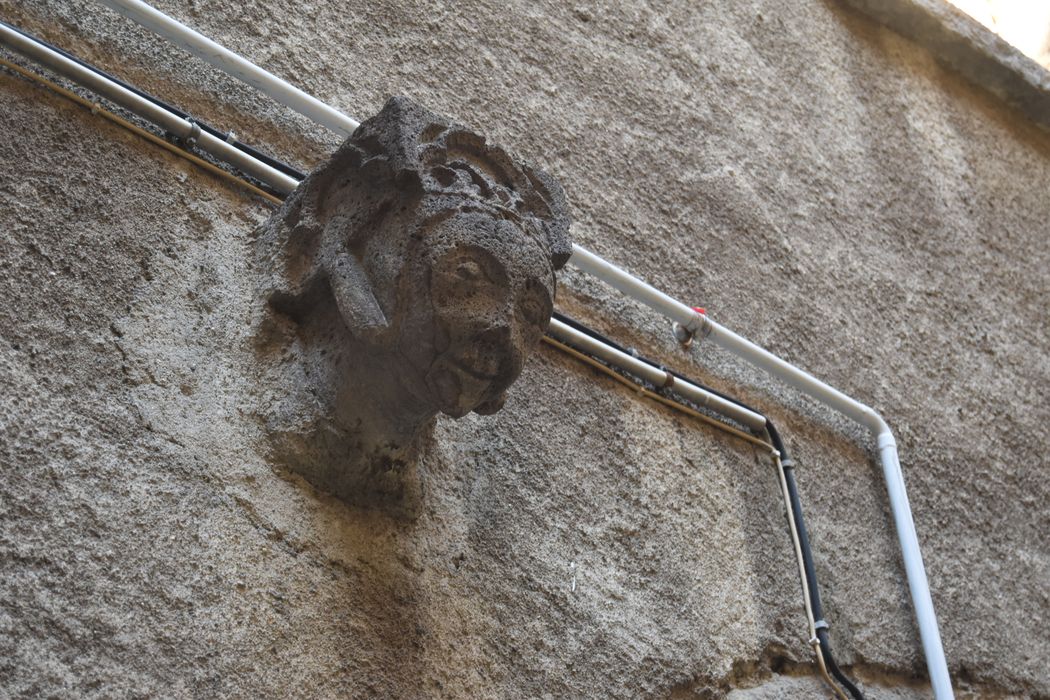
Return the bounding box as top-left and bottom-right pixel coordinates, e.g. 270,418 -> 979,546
474,324 -> 523,381
469,325 -> 521,416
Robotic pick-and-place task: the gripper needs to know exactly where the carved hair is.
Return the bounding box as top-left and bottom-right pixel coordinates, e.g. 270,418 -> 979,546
282,95 -> 572,272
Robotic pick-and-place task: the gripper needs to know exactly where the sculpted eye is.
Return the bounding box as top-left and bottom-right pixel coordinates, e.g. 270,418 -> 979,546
430,246 -> 507,307
456,260 -> 485,283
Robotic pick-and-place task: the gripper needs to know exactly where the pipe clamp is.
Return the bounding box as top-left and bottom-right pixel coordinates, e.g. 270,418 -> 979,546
182,120 -> 202,148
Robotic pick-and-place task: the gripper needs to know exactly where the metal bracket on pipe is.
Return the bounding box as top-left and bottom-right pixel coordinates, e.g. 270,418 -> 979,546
178,120 -> 201,148
673,311 -> 712,348
673,320 -> 694,347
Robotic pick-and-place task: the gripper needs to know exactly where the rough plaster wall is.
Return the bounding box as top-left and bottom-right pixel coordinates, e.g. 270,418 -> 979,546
1,0 -> 1047,698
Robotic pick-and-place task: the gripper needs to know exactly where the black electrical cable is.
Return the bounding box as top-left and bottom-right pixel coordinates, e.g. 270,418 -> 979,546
554,311 -> 865,699
0,20 -> 308,181
552,311 -> 759,430
766,423 -> 866,700
552,310 -> 762,414
818,628 -> 865,700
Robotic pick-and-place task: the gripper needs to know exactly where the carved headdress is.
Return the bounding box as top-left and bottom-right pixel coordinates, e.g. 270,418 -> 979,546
277,95 -> 572,277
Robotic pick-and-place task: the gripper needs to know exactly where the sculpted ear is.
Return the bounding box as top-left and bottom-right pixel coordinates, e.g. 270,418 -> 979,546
329,252 -> 389,343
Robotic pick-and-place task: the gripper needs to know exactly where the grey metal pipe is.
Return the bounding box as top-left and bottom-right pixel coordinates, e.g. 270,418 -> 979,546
548,318 -> 767,431
0,22 -> 300,195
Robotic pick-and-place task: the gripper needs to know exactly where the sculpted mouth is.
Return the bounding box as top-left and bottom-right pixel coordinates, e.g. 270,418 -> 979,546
424,355 -> 503,418
449,356 -> 501,382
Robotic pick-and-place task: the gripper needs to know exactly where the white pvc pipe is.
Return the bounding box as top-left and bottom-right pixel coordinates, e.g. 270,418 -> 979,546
569,244 -> 707,332
548,318 -> 767,431
0,22 -> 300,195
571,243 -> 889,429
568,248 -> 953,699
878,432 -> 952,700
69,6 -> 954,695
96,0 -> 361,137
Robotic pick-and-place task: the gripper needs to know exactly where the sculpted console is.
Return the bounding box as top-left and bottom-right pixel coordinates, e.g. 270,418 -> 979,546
254,96 -> 571,515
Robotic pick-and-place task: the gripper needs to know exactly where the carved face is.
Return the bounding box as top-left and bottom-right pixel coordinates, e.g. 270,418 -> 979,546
393,210 -> 555,418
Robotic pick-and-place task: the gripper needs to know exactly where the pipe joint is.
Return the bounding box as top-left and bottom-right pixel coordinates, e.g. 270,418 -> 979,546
673,312 -> 711,348
179,120 -> 201,148
687,310 -> 711,336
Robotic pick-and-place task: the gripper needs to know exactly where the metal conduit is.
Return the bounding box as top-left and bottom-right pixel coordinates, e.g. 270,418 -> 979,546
0,21 -> 299,196
547,318 -> 767,431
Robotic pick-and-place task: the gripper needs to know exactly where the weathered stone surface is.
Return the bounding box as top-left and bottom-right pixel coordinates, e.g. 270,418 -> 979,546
254,95 -> 570,515
1,0 -> 1048,698
840,0 -> 1050,132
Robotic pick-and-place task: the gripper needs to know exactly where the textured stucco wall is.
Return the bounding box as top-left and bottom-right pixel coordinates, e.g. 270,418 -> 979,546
1,1 -> 1048,698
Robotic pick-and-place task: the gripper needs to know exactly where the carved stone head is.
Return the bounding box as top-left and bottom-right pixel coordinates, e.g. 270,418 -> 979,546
255,96 -> 571,514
